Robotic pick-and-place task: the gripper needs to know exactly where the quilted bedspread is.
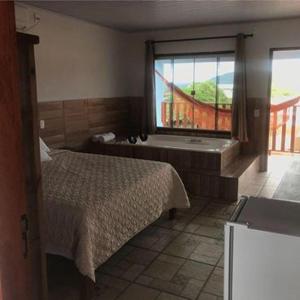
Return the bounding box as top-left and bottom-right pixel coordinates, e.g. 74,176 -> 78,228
42,150 -> 189,281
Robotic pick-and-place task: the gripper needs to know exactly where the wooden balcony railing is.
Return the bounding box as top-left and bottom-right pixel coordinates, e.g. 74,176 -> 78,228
157,66 -> 300,152
157,70 -> 232,131
269,96 -> 300,153
161,102 -> 232,131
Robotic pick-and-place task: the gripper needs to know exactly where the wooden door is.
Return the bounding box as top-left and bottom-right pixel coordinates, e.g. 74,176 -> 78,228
0,2 -> 44,299
17,31 -> 48,300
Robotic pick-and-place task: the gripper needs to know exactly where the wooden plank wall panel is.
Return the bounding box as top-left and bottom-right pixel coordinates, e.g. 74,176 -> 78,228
129,97 -> 143,136
38,97 -> 142,149
64,99 -> 89,148
87,98 -> 129,137
241,97 -> 265,157
38,101 -> 64,148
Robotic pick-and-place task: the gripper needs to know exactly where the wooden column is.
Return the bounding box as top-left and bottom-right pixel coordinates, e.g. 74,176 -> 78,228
290,106 -> 297,153
271,112 -> 277,151
281,108 -> 287,151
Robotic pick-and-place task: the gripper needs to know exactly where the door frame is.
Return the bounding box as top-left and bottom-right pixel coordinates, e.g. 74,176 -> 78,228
0,2 -> 46,299
264,46 -> 300,170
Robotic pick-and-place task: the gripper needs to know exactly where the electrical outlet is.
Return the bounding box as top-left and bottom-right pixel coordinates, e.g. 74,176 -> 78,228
254,109 -> 260,118
40,120 -> 45,129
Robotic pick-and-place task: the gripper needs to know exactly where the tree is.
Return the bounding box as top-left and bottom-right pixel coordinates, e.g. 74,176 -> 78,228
271,86 -> 295,98
181,80 -> 231,104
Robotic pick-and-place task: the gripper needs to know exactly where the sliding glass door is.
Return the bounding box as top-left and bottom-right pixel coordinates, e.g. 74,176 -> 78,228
155,53 -> 235,131
269,49 -> 300,153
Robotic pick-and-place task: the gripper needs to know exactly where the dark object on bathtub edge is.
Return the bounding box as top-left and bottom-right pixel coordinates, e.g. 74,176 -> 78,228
128,136 -> 137,144
140,133 -> 148,142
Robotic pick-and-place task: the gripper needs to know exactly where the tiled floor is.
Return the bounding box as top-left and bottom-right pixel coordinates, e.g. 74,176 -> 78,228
48,198 -> 230,300
48,154 -> 298,300
239,154 -> 300,199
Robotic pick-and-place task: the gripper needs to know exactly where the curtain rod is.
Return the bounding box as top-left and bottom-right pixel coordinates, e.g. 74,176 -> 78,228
151,33 -> 253,44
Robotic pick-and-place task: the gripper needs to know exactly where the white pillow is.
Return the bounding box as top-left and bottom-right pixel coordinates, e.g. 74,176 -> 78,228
39,137 -> 50,153
40,148 -> 52,162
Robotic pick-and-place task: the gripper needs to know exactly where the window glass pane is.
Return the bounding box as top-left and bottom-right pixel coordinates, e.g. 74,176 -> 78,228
217,56 -> 235,131
173,58 -> 194,128
194,57 -> 217,130
155,59 -> 173,127
154,54 -> 234,132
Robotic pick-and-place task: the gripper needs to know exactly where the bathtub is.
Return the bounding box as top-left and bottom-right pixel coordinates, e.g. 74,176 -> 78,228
88,134 -> 240,201
135,134 -> 238,153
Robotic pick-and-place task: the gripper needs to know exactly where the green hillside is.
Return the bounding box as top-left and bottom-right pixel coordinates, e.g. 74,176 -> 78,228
181,80 -> 231,104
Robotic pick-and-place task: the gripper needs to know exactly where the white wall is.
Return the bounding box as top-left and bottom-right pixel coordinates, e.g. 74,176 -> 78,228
15,4 -> 131,102
127,18 -> 300,99
15,4 -> 300,103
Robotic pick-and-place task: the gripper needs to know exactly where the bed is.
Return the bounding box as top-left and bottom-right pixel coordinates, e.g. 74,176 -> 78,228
42,150 -> 189,282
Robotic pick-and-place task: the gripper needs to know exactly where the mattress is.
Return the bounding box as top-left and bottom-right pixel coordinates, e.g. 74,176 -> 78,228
42,150 -> 189,281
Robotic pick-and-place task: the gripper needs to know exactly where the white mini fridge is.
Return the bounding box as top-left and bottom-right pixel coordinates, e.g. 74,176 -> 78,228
224,196 -> 300,300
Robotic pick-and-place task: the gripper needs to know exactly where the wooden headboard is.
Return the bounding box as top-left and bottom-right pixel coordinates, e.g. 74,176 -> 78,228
38,97 -> 143,149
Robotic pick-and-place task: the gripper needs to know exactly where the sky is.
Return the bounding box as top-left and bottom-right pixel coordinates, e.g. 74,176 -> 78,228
272,58 -> 300,94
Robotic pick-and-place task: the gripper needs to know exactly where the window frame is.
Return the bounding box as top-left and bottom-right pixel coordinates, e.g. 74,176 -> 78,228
154,50 -> 235,135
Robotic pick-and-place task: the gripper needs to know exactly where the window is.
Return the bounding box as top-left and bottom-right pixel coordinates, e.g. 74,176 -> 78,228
155,53 -> 235,131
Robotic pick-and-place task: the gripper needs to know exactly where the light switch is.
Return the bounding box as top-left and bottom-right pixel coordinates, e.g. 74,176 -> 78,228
40,120 -> 45,129
254,109 -> 260,118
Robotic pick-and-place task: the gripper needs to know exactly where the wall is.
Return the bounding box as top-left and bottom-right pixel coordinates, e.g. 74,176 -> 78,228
127,18 -> 300,99
14,5 -> 300,103
15,4 -> 132,102
38,97 -> 142,148
14,5 -> 300,163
